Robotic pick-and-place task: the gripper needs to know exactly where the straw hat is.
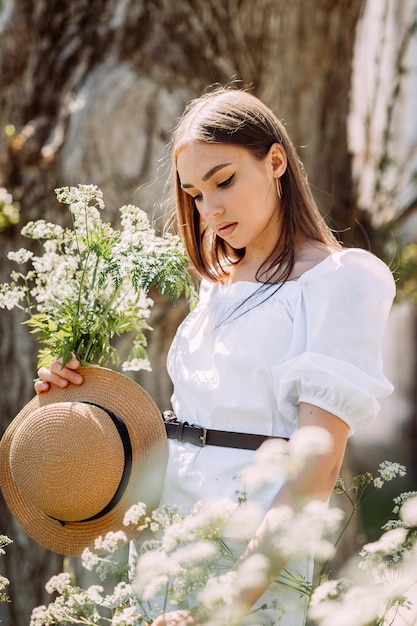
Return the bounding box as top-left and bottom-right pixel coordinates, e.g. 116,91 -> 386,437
0,366 -> 168,556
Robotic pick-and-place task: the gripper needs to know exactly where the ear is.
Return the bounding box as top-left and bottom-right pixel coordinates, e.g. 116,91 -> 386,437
268,143 -> 287,178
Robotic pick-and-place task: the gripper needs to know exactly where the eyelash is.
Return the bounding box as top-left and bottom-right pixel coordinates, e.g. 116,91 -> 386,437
192,173 -> 235,202
218,173 -> 235,188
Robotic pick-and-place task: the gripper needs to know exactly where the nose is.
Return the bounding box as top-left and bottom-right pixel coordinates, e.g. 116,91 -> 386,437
198,197 -> 223,220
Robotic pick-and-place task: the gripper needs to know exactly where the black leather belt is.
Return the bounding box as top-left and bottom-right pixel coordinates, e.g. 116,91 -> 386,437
163,411 -> 289,451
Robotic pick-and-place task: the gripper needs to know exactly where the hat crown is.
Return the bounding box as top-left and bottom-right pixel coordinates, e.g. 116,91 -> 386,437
9,402 -> 125,522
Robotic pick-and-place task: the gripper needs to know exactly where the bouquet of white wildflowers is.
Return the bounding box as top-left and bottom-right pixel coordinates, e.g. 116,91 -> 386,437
0,184 -> 195,370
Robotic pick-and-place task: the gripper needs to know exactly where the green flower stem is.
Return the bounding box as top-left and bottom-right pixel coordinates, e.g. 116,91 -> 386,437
318,502 -> 358,582
82,199 -> 91,249
358,489 -> 381,508
162,580 -> 170,614
89,253 -> 100,293
333,506 -> 358,552
140,599 -> 154,625
76,249 -> 92,318
318,484 -> 381,582
23,274 -> 34,314
55,615 -> 104,625
79,281 -> 124,363
69,197 -> 94,318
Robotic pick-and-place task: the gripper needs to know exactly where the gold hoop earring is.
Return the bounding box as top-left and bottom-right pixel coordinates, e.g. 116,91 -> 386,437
275,177 -> 282,200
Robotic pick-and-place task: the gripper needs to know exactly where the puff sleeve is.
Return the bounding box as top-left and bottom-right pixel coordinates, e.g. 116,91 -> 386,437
271,249 -> 395,434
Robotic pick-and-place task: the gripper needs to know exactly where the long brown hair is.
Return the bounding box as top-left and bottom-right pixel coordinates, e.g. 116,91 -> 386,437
171,87 -> 340,283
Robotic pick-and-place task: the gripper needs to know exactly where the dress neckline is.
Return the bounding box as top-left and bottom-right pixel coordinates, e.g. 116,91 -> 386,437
215,249 -> 347,288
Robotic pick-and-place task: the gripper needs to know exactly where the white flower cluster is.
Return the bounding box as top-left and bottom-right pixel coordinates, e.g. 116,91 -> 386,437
373,461 -> 407,488
393,491 -> 417,514
311,546 -> 417,626
123,502 -> 148,527
240,425 -> 333,491
400,495 -> 417,528
310,476 -> 417,626
0,184 -> 194,369
45,573 -> 72,595
25,450 -> 417,626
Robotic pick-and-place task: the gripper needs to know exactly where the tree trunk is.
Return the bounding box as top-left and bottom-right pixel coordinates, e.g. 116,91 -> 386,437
0,0 -> 363,622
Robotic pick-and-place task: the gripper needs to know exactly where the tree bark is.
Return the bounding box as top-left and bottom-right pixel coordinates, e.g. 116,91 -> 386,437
0,0 -> 363,622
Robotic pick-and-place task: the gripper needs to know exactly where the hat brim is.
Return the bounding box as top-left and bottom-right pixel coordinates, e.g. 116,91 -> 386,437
0,366 -> 168,556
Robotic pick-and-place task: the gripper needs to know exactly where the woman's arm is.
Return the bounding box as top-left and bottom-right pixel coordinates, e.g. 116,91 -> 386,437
152,404 -> 349,625
230,403 -> 349,616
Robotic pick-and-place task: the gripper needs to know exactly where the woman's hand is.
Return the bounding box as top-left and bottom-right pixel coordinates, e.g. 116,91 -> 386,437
151,610 -> 199,626
34,356 -> 84,394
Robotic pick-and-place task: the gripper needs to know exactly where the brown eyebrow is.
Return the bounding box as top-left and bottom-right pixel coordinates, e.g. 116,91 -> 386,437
181,163 -> 232,189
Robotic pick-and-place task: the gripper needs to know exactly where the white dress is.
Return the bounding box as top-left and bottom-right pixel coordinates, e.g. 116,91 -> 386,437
158,248 -> 396,625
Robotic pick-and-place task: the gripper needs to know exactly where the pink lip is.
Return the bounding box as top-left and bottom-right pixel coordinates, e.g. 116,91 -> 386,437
216,222 -> 237,237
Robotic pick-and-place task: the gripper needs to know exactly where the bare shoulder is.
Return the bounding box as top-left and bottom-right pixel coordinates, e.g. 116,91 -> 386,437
289,241 -> 339,279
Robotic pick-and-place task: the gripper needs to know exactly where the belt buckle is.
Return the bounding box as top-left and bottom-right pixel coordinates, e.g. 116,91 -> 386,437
182,423 -> 207,446
195,425 -> 207,446
163,411 -> 207,447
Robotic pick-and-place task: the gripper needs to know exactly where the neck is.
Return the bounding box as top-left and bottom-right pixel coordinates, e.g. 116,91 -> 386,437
226,255 -> 279,284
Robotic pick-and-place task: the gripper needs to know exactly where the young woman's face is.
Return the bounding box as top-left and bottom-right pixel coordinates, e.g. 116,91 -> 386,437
176,141 -> 285,259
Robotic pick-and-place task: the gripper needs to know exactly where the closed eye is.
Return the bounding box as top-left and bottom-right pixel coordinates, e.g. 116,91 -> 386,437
218,173 -> 235,188
190,173 -> 234,202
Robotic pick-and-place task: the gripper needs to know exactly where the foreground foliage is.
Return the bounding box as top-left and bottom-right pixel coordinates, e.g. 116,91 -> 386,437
2,429 -> 413,626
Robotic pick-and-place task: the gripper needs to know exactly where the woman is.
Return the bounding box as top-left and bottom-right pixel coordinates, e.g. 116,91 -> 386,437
36,88 -> 395,625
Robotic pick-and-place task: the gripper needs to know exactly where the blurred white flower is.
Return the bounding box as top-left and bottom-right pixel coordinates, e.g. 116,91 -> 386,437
45,573 -> 72,595
81,547 -> 100,571
393,491 -> 417,514
7,248 -> 33,264
289,426 -> 333,460
223,500 -> 264,539
86,585 -> 104,603
0,285 -> 26,309
102,581 -> 135,610
0,188 -> 13,204
110,606 -> 142,625
161,497 -> 238,553
197,570 -> 237,608
171,541 -> 218,568
122,358 -> 152,372
123,502 -> 148,527
239,438 -> 288,490
134,550 -> 172,599
94,530 -> 127,553
362,527 -> 408,554
400,495 -> 417,527
309,585 -> 384,626
310,579 -> 346,607
267,500 -> 342,562
235,553 -> 270,591
374,461 -> 407,488
0,575 -> 10,591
